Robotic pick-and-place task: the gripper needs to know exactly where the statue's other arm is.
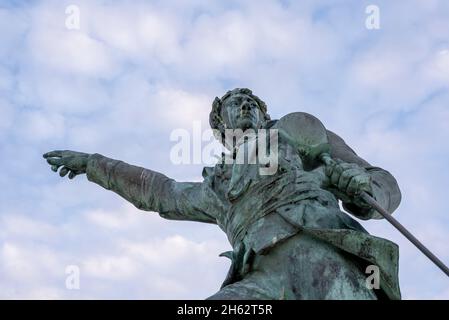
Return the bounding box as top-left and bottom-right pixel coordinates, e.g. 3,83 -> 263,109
326,130 -> 402,220
44,150 -> 218,224
86,153 -> 218,224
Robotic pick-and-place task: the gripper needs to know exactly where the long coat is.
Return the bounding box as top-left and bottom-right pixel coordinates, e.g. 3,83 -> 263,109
85,115 -> 402,299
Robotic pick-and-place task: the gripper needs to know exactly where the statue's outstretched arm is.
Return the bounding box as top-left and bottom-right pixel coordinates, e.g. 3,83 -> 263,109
326,130 -> 402,220
43,150 -> 218,224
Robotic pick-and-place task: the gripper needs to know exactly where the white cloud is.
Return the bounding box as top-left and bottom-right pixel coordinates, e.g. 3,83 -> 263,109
0,199 -> 229,299
26,3 -> 119,78
83,255 -> 138,279
15,111 -> 65,142
0,214 -> 60,239
1,0 -> 449,299
153,89 -> 211,127
30,31 -> 116,77
1,242 -> 61,284
85,203 -> 159,230
119,235 -> 222,267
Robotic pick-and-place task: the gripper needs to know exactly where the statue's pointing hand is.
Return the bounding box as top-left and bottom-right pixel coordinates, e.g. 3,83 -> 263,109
325,159 -> 373,208
43,150 -> 90,179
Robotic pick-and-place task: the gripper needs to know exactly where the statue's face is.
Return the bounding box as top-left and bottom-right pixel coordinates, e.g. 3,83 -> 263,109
221,94 -> 264,131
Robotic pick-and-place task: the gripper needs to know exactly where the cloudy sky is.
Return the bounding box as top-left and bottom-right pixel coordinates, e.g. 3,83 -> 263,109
0,0 -> 448,299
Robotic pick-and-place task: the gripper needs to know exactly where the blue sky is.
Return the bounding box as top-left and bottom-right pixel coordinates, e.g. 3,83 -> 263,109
0,0 -> 448,299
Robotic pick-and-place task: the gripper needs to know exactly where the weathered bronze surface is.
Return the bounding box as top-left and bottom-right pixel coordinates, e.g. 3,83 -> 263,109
44,88 -> 402,299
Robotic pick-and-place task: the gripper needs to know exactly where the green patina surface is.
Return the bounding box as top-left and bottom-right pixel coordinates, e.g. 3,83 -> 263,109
43,88 -> 402,299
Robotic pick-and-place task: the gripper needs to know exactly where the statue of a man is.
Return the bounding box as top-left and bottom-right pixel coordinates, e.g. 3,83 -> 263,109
44,88 -> 402,299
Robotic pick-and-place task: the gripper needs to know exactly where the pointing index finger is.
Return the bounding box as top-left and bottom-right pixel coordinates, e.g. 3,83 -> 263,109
43,150 -> 64,158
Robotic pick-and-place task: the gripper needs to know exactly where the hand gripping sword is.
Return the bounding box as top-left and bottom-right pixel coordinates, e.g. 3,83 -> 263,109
276,112 -> 449,277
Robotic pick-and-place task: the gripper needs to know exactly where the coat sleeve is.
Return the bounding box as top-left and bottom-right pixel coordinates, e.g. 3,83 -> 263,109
326,130 -> 402,220
85,153 -> 218,224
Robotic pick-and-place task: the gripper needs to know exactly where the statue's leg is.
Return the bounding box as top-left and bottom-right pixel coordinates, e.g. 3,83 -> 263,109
207,232 -> 378,300
251,232 -> 378,300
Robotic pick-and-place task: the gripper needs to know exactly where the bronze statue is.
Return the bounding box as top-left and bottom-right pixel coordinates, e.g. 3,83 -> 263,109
44,88 -> 402,299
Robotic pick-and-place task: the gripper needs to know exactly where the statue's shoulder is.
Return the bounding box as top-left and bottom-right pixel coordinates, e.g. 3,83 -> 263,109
270,112 -> 323,129
270,112 -> 337,139
270,112 -> 330,140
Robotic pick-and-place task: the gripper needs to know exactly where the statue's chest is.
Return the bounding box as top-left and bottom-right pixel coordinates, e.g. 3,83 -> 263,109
212,138 -> 304,202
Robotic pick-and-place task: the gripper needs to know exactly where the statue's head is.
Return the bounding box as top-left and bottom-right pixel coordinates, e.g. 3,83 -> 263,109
209,88 -> 271,143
